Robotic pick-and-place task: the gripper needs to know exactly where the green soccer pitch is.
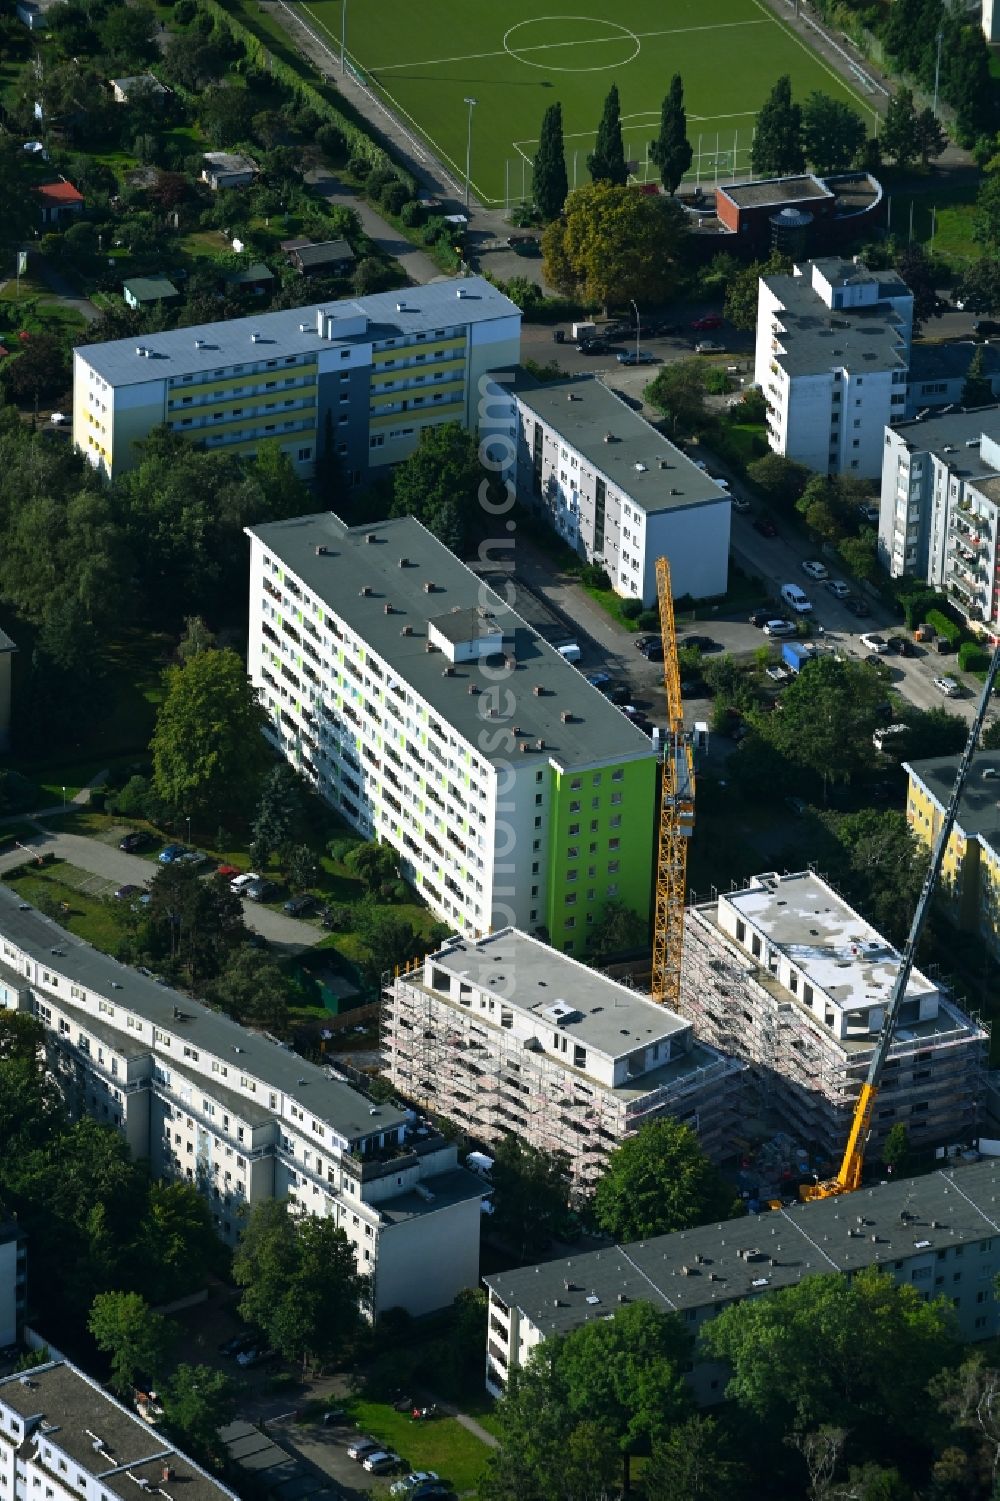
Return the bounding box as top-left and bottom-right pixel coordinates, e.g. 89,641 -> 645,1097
291,0 -> 880,206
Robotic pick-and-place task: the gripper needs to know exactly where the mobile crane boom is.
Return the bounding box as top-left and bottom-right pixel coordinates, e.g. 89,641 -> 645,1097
803,643 -> 1000,1201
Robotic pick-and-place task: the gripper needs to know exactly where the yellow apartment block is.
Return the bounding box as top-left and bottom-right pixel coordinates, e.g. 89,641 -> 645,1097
906,753 -> 1000,955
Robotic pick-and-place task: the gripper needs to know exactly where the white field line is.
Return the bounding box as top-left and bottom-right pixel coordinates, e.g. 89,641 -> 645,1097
369,19 -> 768,73
514,111 -> 758,149
748,0 -> 880,120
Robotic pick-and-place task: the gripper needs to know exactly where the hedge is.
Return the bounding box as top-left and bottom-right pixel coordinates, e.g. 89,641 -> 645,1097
898,587 -> 946,630
198,0 -> 414,189
926,608 -> 962,647
959,641 -> 990,673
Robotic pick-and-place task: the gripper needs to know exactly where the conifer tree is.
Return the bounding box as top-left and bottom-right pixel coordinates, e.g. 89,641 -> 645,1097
650,74 -> 692,194
533,101 -> 568,220
588,83 -> 628,185
962,345 -> 994,408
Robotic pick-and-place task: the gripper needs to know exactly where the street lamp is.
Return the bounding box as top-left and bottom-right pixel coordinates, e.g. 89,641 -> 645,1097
186,815 -> 192,846
932,29 -> 943,118
341,0 -> 347,73
61,785 -> 66,810
463,97 -> 478,214
630,299 -> 640,363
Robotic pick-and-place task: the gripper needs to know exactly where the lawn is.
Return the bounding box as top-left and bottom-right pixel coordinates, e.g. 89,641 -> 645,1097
889,182 -> 980,266
3,861 -> 125,953
295,0 -> 879,203
330,1396 -> 491,1494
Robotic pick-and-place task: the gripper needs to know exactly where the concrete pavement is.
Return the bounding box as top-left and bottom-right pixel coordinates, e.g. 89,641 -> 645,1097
304,168 -> 441,287
0,824 -> 324,951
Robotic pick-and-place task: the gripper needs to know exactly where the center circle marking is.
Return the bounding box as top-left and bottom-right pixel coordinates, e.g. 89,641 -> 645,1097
503,16 -> 641,72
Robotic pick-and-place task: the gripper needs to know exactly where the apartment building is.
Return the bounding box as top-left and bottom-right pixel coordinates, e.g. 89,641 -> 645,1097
0,1221 -> 25,1348
878,407 -> 1000,627
484,1157 -> 1000,1402
486,372 -> 730,608
246,513 -> 658,948
72,277 -> 520,481
382,929 -> 745,1190
679,871 -> 987,1163
0,885 -> 483,1318
755,257 -> 912,478
0,1359 -> 239,1501
906,751 -> 1000,959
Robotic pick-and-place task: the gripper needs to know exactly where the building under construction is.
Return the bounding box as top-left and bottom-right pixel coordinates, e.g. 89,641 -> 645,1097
680,870 -> 988,1164
382,928 -> 746,1191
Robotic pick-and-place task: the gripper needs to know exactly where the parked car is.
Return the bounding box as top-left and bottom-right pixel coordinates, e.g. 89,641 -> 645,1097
218,1333 -> 257,1357
363,1451 -> 402,1474
230,872 -> 261,893
585,671 -> 610,688
934,675 -> 962,697
842,595 -> 871,617
178,849 -> 206,866
391,1475 -> 440,1499
801,560 -> 828,581
604,681 -> 631,704
157,844 -> 187,864
857,503 -> 880,524
347,1438 -> 381,1462
114,884 -> 140,901
753,515 -> 778,537
244,878 -> 277,903
780,582 -> 812,614
694,340 -> 724,354
860,633 -> 888,653
826,579 -> 851,598
887,635 -> 915,656
235,1347 -> 275,1368
680,634 -> 718,652
616,350 -> 658,365
322,1409 -> 347,1426
119,831 -> 151,853
731,494 -> 751,513
216,863 -> 241,878
749,608 -> 774,627
635,634 -> 662,653
691,314 -> 723,330
639,640 -> 663,661
283,893 -> 316,917
578,338 -> 608,355
762,619 -> 797,637
974,319 -> 1000,338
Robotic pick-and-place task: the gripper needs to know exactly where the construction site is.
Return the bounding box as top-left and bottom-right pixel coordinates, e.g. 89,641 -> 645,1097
679,870 -> 989,1168
381,930 -> 746,1191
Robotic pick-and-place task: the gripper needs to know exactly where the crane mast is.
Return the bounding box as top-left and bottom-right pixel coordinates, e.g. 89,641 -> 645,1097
803,642 -> 1000,1201
650,555 -> 695,1008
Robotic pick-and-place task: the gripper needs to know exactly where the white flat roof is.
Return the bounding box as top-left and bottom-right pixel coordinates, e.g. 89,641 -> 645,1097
723,871 -> 935,1014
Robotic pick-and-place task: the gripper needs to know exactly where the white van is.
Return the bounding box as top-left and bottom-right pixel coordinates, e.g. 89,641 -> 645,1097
780,583 -> 812,614
557,642 -> 582,663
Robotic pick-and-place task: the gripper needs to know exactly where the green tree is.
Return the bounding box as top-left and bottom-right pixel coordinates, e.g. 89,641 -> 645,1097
588,83 -> 628,185
963,344 -> 994,408
881,1122 -> 911,1176
644,1416 -> 743,1501
206,944 -> 293,1031
390,421 -> 486,553
177,615 -> 216,663
233,1200 -> 367,1371
802,92 -> 867,174
151,648 -> 270,824
702,1267 -> 955,1441
956,255 -> 1000,313
829,809 -> 924,946
837,530 -> 879,585
345,839 -> 398,893
533,102 -> 568,221
490,1136 -> 571,1260
138,1182 -> 225,1304
142,860 -> 246,983
751,75 -> 804,177
251,763 -> 307,868
593,1118 -> 737,1242
543,184 -> 687,309
162,1364 -> 238,1464
2,334 -> 70,405
645,358 -> 707,435
756,656 -> 887,795
724,252 -> 790,331
929,1354 -> 1000,1489
650,74 -> 692,193
199,82 -> 255,148
88,1291 -> 176,1394
0,1012 -> 44,1062
355,904 -> 421,983
915,106 -> 948,166
286,842 -> 317,893
902,705 -> 967,761
746,450 -> 811,511
881,87 -> 920,170
587,898 -> 648,960
99,3 -> 157,66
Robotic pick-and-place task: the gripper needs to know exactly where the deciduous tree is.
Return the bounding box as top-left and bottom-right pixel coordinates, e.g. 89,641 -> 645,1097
150,647 -> 271,823
587,898 -> 648,960
533,102 -> 568,221
593,1118 -> 738,1241
724,253 -> 790,331
650,75 -> 692,193
644,1416 -> 744,1501
881,87 -> 920,170
751,76 -> 804,177
490,1136 -> 571,1260
588,83 -> 628,185
755,656 -> 888,795
802,92 -> 867,174
163,1364 -> 238,1464
88,1291 -> 176,1394
390,421 -> 487,553
644,358 -> 707,434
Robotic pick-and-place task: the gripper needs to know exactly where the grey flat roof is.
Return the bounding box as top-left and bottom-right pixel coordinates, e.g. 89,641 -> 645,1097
0,1362 -> 237,1500
486,1158 -> 1000,1337
720,174 -> 831,209
765,271 -> 907,377
809,257 -> 909,296
248,513 -> 656,771
906,752 -> 1000,854
513,372 -> 729,516
378,1165 -> 485,1226
76,276 -> 518,388
428,605 -> 496,645
891,403 -> 1000,457
910,341 -> 1000,383
0,626 -> 16,654
123,275 -> 178,300
293,239 -> 354,268
427,928 -> 688,1055
0,882 -> 405,1145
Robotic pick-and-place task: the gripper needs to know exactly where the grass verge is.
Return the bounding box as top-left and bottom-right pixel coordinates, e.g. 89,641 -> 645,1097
329,1396 -> 491,1494
3,861 -> 124,952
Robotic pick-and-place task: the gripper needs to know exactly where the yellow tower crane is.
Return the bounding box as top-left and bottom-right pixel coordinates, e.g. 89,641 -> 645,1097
650,555 -> 696,1008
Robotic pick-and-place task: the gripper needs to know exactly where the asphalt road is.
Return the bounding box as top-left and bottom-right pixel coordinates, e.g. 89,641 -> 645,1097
0,825 -> 324,952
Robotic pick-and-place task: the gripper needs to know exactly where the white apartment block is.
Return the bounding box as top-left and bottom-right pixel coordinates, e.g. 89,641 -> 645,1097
246,514 -> 658,951
756,257 -> 912,478
72,277 -> 520,482
0,1222 -> 25,1348
0,885 -> 483,1319
879,406 -> 1000,628
484,372 -> 730,608
680,871 -> 987,1164
0,1359 -> 239,1501
382,929 -> 746,1191
484,1157 -> 1000,1403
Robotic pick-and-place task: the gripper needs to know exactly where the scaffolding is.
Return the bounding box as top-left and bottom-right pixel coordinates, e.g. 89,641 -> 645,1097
382,961 -> 745,1190
679,900 -> 989,1164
